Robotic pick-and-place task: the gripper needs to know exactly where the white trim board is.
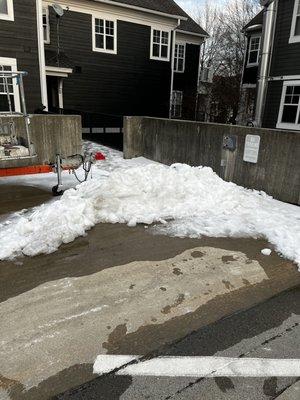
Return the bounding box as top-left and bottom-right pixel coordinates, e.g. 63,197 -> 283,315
276,80 -> 300,131
0,0 -> 14,21
150,27 -> 172,62
36,0 -> 48,110
92,15 -> 118,54
45,66 -> 73,77
269,75 -> 300,81
174,42 -> 186,73
93,0 -> 186,22
176,32 -> 203,45
247,34 -> 261,67
0,56 -> 21,112
289,0 -> 300,44
42,0 -> 179,31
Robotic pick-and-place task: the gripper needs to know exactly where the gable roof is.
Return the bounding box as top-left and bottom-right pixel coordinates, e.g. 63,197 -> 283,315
96,0 -> 209,36
243,10 -> 264,32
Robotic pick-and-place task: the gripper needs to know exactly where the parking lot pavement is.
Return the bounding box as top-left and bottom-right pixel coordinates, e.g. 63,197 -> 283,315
55,288 -> 300,400
0,184 -> 299,400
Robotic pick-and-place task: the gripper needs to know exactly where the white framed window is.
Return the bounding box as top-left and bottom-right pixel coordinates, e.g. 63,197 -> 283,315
171,90 -> 183,118
277,81 -> 300,130
0,0 -> 14,21
93,17 -> 117,54
174,43 -> 186,73
150,28 -> 170,61
43,6 -> 50,44
290,0 -> 300,43
0,57 -> 21,112
247,35 -> 261,66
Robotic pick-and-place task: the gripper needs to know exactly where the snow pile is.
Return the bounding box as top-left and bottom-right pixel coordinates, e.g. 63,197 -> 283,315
0,162 -> 299,266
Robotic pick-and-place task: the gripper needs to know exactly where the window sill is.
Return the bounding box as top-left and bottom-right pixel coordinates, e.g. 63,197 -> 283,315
150,56 -> 170,62
246,63 -> 259,68
276,122 -> 300,131
93,47 -> 117,55
174,70 -> 185,74
289,36 -> 300,44
0,13 -> 14,21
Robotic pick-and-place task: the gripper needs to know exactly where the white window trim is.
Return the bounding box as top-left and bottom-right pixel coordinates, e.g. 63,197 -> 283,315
0,0 -> 14,21
150,27 -> 171,62
289,0 -> 300,43
0,57 -> 21,112
171,90 -> 183,118
247,35 -> 261,67
276,80 -> 300,131
92,16 -> 117,54
174,42 -> 186,73
43,6 -> 50,44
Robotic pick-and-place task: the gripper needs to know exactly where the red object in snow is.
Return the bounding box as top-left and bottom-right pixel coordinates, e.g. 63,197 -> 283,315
94,152 -> 106,161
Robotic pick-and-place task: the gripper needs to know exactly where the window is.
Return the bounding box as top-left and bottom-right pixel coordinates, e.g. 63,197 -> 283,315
43,7 -> 50,44
290,0 -> 300,43
277,82 -> 300,130
0,0 -> 14,21
0,58 -> 20,112
93,17 -> 117,54
151,28 -> 170,61
247,36 -> 261,66
174,43 -> 186,73
171,91 -> 183,118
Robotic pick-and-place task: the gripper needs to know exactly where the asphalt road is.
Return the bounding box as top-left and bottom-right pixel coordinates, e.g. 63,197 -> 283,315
55,288 -> 300,400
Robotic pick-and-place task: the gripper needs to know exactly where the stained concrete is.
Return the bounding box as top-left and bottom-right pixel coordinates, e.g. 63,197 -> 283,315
0,115 -> 82,168
0,187 -> 299,400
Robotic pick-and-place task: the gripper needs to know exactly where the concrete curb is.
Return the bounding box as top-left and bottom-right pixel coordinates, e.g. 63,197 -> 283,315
276,381 -> 300,399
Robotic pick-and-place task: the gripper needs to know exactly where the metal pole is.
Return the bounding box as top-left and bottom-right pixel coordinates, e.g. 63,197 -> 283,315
255,1 -> 277,127
4,76 -> 13,114
56,154 -> 62,188
18,73 -> 32,156
169,19 -> 181,119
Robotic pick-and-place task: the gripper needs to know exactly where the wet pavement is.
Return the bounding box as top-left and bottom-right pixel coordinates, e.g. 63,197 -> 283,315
0,185 -> 299,400
55,288 -> 300,400
0,185 -> 51,216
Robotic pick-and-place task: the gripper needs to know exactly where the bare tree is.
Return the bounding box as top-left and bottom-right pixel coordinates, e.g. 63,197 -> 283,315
195,0 -> 260,123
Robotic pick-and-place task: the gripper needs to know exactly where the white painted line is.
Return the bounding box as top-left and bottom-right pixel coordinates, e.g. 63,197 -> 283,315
94,355 -> 300,378
93,355 -> 138,375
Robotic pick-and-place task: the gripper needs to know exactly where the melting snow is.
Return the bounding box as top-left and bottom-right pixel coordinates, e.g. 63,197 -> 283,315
0,142 -> 299,267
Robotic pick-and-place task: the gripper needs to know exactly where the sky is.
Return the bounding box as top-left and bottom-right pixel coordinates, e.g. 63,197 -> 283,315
176,0 -> 224,15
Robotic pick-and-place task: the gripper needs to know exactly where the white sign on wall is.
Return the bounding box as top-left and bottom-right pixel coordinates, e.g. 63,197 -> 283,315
243,135 -> 261,164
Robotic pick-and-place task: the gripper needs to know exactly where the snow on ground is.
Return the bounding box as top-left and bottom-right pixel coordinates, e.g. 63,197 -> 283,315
0,141 -> 299,267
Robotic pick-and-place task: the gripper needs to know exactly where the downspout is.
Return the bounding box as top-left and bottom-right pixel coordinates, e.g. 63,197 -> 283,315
195,38 -> 206,121
36,0 -> 48,110
255,0 -> 277,127
169,19 -> 181,119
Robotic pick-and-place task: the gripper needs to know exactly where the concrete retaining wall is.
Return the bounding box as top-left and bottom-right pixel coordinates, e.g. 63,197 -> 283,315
0,115 -> 82,168
124,116 -> 300,205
